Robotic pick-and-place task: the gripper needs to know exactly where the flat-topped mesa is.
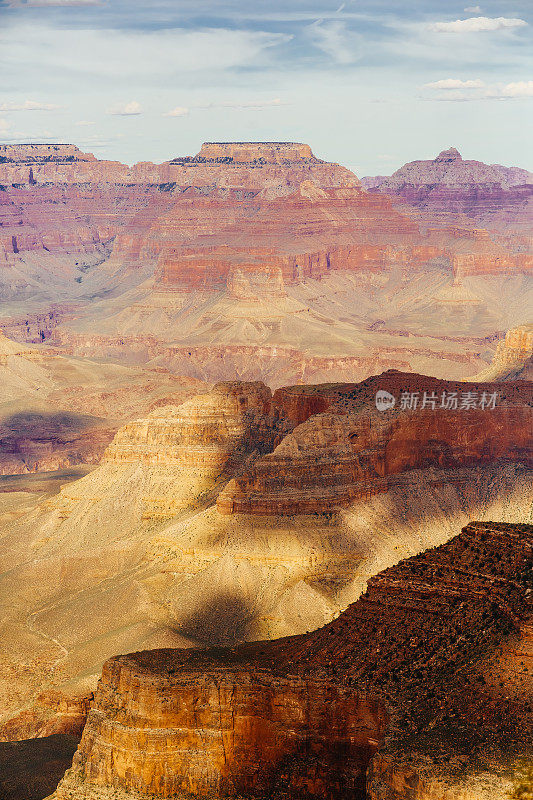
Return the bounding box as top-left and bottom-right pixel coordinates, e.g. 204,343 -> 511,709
195,141 -> 317,163
0,139 -> 360,190
217,375 -> 533,515
0,143 -> 96,163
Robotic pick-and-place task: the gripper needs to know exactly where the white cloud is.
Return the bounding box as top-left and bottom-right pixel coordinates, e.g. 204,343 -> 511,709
1,24 -> 292,83
0,118 -> 12,132
108,101 -> 142,116
424,79 -> 485,89
464,6 -> 482,12
307,20 -> 358,64
428,16 -> 527,33
499,81 -> 533,97
163,106 -> 189,117
421,79 -> 533,101
74,120 -> 95,126
7,0 -> 103,6
0,99 -> 61,111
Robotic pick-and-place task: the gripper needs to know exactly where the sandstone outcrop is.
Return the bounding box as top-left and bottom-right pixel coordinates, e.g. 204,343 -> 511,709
218,373 -> 533,515
476,323 -> 533,381
49,521 -> 533,800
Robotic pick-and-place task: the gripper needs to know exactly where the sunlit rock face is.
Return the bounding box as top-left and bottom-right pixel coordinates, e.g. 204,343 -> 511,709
54,663 -> 385,800
0,370 -> 532,739
103,381 -> 279,469
49,521 -> 533,800
476,323 -> 533,381
217,374 -> 533,515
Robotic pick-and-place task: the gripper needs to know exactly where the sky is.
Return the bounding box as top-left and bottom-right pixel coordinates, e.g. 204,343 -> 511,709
0,0 -> 532,176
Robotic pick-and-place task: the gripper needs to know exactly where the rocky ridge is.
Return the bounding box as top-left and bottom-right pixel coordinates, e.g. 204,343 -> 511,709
362,147 -> 533,238
49,521 -> 533,800
218,372 -> 533,515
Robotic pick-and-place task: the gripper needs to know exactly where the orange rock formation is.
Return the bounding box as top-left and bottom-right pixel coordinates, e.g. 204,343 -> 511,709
50,521 -> 533,800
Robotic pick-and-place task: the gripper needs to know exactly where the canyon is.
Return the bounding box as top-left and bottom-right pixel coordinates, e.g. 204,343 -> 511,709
1,141 -> 531,387
0,371 -> 530,748
0,138 -> 531,800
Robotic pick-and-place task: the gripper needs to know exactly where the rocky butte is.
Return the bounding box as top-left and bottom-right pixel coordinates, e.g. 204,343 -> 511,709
1,141 -> 531,386
362,147 -> 533,236
48,521 -> 533,800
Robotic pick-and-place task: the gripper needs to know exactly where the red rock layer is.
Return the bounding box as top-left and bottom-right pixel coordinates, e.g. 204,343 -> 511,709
217,374 -> 533,514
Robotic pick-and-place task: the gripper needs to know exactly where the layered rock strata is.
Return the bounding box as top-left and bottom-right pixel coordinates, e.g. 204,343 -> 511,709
50,521 -> 533,800
1,371 -> 531,739
2,141 -> 532,387
362,147 -> 533,237
476,323 -> 533,381
218,375 -> 533,514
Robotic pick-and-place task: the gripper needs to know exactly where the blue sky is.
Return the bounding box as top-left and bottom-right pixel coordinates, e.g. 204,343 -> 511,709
0,0 -> 532,174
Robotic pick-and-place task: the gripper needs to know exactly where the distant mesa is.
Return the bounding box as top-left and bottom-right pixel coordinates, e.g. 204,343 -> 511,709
0,143 -> 96,163
194,141 -> 317,163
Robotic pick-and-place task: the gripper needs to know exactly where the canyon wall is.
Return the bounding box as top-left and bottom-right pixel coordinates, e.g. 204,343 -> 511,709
50,521 -> 533,800
218,375 -> 533,514
55,666 -> 384,800
1,141 -> 532,387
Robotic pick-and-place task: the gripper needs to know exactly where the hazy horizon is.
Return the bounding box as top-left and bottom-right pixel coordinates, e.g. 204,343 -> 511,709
1,0 -> 532,175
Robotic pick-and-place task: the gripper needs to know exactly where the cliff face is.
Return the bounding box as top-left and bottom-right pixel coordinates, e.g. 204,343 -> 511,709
476,324 -> 533,381
50,521 -> 533,800
218,374 -> 533,515
1,141 -> 532,387
56,667 -> 384,800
